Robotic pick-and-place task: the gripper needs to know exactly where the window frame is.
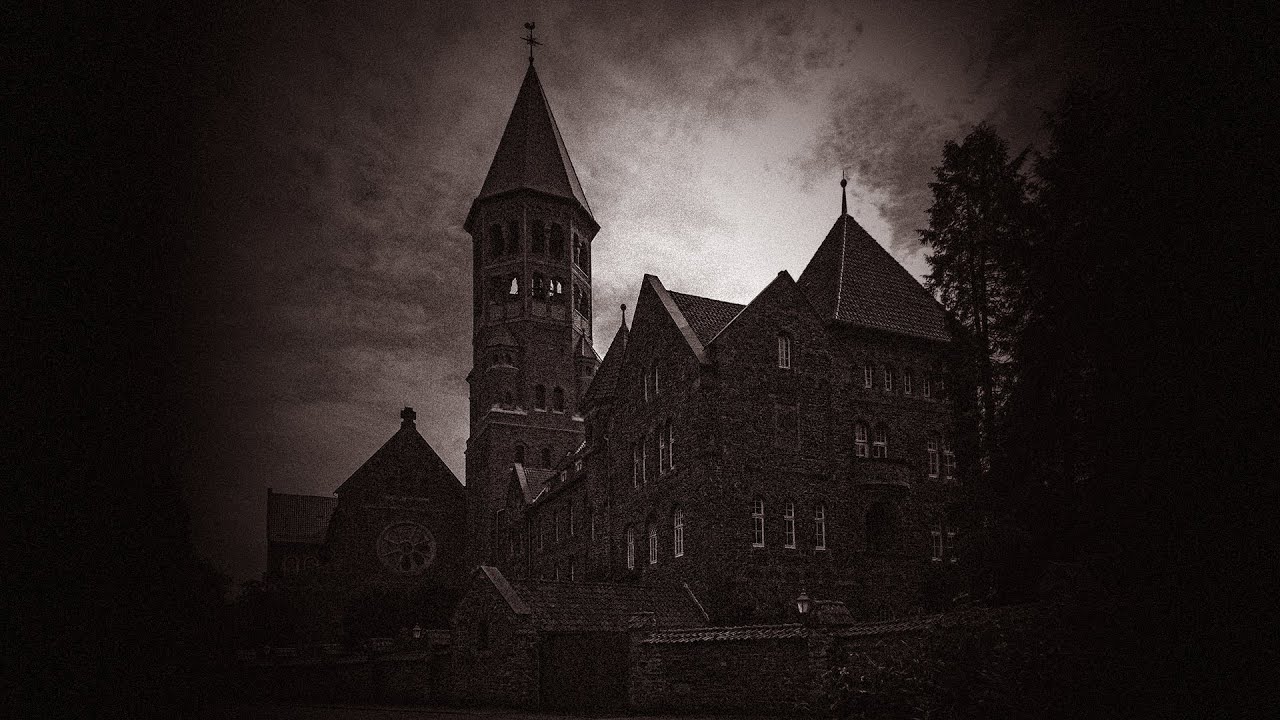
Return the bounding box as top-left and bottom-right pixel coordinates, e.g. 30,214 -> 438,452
883,366 -> 894,392
648,523 -> 658,565
855,423 -> 869,458
777,334 -> 792,369
626,526 -> 635,570
872,425 -> 888,459
751,499 -> 765,548
864,363 -> 873,389
783,502 -> 796,549
927,439 -> 940,477
673,509 -> 684,557
815,505 -> 827,550
904,369 -> 913,395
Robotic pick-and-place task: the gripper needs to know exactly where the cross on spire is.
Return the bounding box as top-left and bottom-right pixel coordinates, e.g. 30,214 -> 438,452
523,22 -> 541,64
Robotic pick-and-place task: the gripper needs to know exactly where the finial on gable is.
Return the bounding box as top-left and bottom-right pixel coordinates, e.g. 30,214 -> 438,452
620,303 -> 628,327
840,169 -> 849,216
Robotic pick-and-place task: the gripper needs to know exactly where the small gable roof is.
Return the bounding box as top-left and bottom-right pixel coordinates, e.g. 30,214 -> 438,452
512,463 -> 552,504
667,290 -> 744,345
334,413 -> 464,497
509,579 -> 708,632
267,491 -> 337,544
583,317 -> 628,405
797,214 -> 949,342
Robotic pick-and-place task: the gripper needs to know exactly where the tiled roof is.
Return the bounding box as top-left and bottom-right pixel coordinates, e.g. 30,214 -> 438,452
475,64 -> 592,219
267,491 -> 337,544
667,290 -> 744,345
642,623 -> 806,644
507,580 -> 707,632
797,214 -> 950,343
583,319 -> 628,404
834,614 -> 942,637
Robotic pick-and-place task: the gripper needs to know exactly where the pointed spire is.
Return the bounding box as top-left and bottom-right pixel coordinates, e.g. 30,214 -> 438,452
471,61 -> 593,222
840,170 -> 848,216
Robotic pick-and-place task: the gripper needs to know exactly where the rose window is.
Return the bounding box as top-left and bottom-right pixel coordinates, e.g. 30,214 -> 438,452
376,522 -> 436,575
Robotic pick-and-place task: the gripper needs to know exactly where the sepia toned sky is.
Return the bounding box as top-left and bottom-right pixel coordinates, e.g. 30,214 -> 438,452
183,0 -> 1112,582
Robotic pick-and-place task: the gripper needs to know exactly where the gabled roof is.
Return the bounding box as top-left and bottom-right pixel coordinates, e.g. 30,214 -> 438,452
334,411 -> 464,497
512,463 -> 552,504
267,491 -> 337,545
474,63 -> 592,220
667,291 -> 744,345
797,214 -> 950,343
582,317 -> 628,405
508,578 -> 707,632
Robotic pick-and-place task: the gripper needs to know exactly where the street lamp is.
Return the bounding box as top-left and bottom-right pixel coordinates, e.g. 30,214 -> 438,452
412,624 -> 423,640
795,590 -> 812,617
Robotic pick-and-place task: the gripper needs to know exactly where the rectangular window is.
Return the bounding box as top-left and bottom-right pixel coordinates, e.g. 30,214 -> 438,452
928,440 -> 940,477
923,375 -> 932,398
947,527 -> 957,563
784,503 -> 796,548
855,424 -> 869,458
815,506 -> 827,550
883,367 -> 894,392
673,510 -> 684,557
666,420 -> 675,469
943,444 -> 956,479
642,438 -> 649,484
570,558 -> 578,581
931,528 -> 943,561
777,335 -> 791,369
658,430 -> 667,474
633,445 -> 639,488
872,426 -> 888,458
648,525 -> 658,565
626,528 -> 635,570
904,369 -> 913,395
864,363 -> 873,388
751,499 -> 765,547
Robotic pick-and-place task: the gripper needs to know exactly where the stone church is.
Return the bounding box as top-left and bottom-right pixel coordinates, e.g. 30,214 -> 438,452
266,52 -> 966,641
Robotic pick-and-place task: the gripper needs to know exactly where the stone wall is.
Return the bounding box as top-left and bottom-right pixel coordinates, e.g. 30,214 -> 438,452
629,635 -> 814,715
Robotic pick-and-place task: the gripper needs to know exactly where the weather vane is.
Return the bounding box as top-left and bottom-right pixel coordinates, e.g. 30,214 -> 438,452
523,22 -> 541,64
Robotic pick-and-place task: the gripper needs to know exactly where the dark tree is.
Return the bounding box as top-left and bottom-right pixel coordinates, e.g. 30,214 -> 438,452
921,122 -> 1033,486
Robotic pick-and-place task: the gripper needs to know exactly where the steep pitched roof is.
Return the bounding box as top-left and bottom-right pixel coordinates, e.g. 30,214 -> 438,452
334,411 -> 464,498
507,579 -> 707,632
475,63 -> 592,219
797,214 -> 950,342
582,317 -> 628,404
667,291 -> 744,345
267,491 -> 337,544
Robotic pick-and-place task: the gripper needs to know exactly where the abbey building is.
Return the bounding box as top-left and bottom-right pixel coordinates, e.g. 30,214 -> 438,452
264,55 -> 966,640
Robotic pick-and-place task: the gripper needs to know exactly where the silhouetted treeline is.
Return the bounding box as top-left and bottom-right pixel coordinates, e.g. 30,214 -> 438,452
917,7 -> 1272,715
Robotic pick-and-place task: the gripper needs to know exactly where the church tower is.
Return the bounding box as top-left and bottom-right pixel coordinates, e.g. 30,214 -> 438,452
464,56 -> 599,564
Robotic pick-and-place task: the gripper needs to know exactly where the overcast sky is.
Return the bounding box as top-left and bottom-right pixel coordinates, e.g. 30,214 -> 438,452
183,0 -> 1101,582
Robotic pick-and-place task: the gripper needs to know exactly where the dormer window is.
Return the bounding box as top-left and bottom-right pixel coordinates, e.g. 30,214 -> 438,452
777,334 -> 792,369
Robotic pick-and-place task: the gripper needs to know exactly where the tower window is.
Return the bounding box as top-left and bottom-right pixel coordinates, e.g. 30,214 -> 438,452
534,384 -> 546,410
508,220 -> 520,253
751,499 -> 765,547
783,502 -> 796,549
549,277 -> 565,303
815,505 -> 827,550
489,224 -> 504,257
532,273 -> 546,300
777,334 -> 791,369
550,224 -> 565,258
552,386 -> 565,413
508,275 -> 520,295
873,425 -> 888,458
673,509 -> 684,557
531,222 -> 545,254
855,423 -> 869,457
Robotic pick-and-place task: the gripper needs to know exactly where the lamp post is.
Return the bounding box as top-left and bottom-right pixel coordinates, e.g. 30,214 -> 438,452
795,590 -> 812,621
